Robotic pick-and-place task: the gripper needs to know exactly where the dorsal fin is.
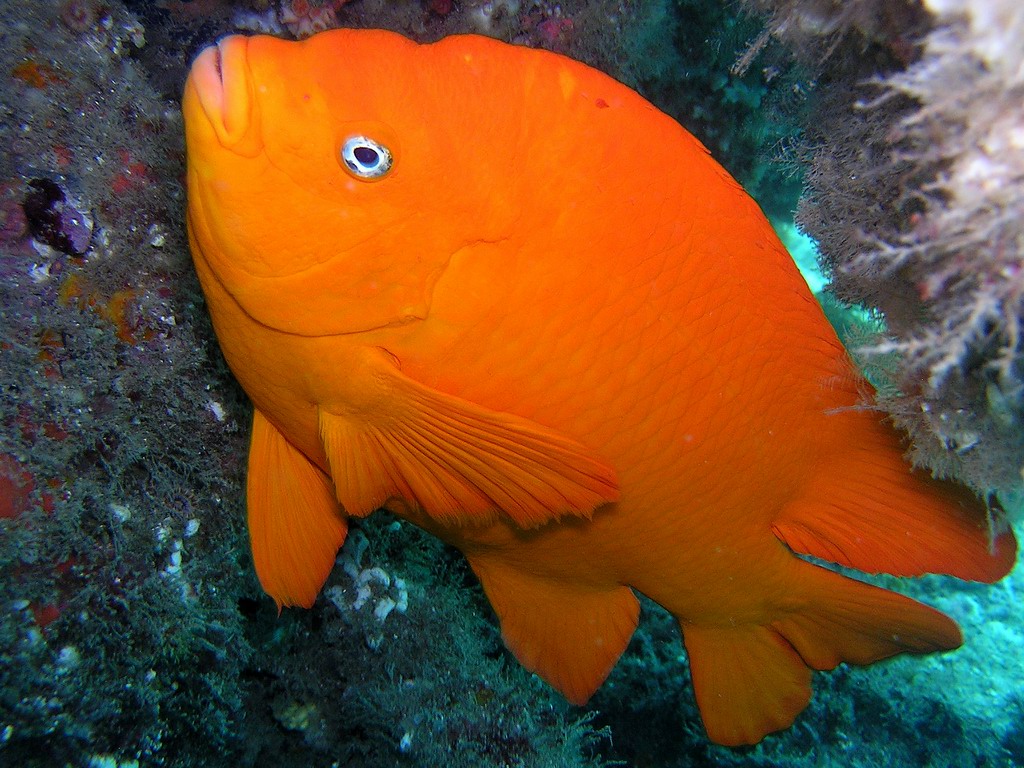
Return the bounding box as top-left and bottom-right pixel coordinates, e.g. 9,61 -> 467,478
773,412 -> 1015,581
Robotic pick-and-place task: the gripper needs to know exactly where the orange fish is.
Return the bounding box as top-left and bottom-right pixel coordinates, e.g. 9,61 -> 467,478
183,30 -> 1015,745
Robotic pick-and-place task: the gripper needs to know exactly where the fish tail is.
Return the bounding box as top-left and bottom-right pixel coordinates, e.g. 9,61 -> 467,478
681,563 -> 961,746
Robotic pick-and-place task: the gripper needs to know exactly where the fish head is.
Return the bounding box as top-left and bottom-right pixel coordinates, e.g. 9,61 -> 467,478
184,30 -> 688,338
184,31 -> 519,336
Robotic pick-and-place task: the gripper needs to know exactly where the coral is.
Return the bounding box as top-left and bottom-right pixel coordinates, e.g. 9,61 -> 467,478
235,515 -> 610,767
741,0 -> 928,61
0,1 -> 256,765
325,528 -> 409,649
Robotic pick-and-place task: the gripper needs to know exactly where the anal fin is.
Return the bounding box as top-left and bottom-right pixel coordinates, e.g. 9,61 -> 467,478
318,348 -> 618,528
247,409 -> 347,609
470,556 -> 639,704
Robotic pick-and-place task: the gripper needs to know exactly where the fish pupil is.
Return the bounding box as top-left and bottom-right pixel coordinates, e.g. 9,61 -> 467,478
353,146 -> 379,168
340,135 -> 392,179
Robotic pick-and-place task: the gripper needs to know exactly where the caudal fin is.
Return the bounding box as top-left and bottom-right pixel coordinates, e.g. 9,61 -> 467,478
682,562 -> 962,746
685,410 -> 1015,746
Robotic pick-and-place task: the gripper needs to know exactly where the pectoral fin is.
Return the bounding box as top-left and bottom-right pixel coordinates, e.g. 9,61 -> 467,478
317,349 -> 618,527
247,409 -> 348,609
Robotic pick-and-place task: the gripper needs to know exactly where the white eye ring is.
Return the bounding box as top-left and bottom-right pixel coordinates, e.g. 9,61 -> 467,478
340,136 -> 393,180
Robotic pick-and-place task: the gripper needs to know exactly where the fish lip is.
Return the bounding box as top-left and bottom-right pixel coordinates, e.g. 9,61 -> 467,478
189,35 -> 252,148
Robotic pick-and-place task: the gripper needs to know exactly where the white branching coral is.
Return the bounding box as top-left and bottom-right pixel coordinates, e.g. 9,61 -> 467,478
326,529 -> 408,649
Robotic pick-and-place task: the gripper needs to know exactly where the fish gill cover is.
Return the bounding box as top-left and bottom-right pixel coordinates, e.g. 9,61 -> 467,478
0,1 -> 1021,767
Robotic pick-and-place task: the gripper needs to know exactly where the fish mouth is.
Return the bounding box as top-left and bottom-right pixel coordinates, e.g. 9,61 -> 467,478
189,35 -> 253,148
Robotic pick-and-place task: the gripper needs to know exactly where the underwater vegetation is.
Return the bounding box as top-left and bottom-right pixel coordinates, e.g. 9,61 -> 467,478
747,0 -> 1024,498
0,0 -> 1021,766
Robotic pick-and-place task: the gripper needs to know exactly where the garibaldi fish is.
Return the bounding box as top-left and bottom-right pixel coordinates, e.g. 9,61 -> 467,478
182,29 -> 1015,745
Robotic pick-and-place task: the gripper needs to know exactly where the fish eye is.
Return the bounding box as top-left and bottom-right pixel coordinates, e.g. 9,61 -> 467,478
340,136 -> 393,180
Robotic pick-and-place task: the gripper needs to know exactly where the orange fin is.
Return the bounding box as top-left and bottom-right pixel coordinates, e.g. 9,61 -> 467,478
318,352 -> 618,527
771,561 -> 962,669
247,409 -> 347,609
682,622 -> 811,747
682,562 -> 962,746
470,556 -> 639,703
774,416 -> 1016,581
